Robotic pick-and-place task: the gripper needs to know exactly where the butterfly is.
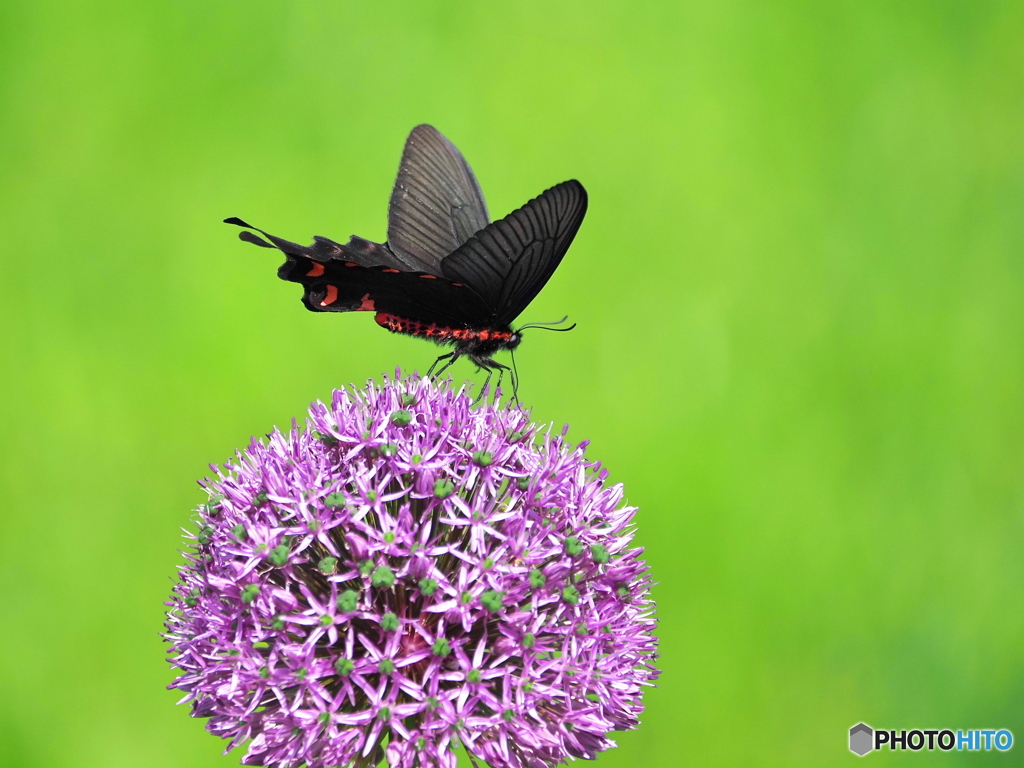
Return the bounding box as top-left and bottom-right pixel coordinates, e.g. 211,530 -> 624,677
225,124 -> 587,396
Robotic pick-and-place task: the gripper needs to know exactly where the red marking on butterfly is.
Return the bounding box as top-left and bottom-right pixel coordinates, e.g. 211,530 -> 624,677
320,285 -> 338,306
306,262 -> 325,277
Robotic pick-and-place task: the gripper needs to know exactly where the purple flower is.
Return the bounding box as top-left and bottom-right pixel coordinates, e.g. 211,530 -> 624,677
165,372 -> 658,768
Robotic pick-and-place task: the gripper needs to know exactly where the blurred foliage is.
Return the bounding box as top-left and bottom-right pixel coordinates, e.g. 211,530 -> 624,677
1,1 -> 1022,766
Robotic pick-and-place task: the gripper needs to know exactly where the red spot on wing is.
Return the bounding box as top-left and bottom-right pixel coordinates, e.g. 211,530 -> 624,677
419,274 -> 437,280
382,268 -> 401,274
320,285 -> 339,306
357,293 -> 375,311
344,262 -> 359,268
306,262 -> 325,277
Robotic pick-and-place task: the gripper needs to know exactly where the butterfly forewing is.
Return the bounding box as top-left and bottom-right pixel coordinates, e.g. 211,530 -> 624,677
440,180 -> 587,325
387,125 -> 490,273
495,180 -> 587,324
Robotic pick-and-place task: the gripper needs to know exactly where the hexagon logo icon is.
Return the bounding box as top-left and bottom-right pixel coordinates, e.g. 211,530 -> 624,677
849,723 -> 874,756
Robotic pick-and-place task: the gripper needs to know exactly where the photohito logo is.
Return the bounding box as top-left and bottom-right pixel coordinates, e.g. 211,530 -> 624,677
849,724 -> 1013,756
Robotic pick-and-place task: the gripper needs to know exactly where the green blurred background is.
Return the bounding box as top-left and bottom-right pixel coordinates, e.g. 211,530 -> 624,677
2,1 -> 1022,765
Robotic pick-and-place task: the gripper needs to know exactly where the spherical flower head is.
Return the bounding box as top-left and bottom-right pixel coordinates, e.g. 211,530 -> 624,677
165,372 -> 658,768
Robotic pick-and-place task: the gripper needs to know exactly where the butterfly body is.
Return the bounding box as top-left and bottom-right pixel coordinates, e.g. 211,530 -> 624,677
375,312 -> 520,356
226,125 -> 586,387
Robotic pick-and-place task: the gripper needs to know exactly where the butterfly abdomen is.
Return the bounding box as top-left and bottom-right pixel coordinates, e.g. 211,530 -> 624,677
375,313 -> 516,349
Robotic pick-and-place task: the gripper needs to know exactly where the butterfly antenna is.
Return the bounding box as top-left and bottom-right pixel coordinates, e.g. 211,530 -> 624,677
517,316 -> 578,332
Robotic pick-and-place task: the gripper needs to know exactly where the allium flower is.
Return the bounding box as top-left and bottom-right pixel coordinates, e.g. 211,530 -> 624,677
165,372 -> 658,768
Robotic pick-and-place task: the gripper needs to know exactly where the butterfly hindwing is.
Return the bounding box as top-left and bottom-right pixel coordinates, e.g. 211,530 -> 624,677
224,217 -> 406,272
287,258 -> 490,328
387,125 -> 490,272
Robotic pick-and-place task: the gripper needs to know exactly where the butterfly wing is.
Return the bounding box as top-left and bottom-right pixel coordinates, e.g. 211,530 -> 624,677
386,125 -> 490,272
225,218 -> 491,326
439,180 -> 587,326
225,217 -> 407,270
288,261 -> 491,327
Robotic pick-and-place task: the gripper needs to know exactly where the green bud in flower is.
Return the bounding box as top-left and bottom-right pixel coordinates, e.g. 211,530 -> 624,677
480,590 -> 504,613
390,410 -> 413,426
371,565 -> 395,589
432,638 -> 451,657
564,536 -> 584,556
268,544 -> 290,567
337,589 -> 359,613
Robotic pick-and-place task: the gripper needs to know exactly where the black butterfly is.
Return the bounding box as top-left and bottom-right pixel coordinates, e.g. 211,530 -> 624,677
225,124 -> 587,395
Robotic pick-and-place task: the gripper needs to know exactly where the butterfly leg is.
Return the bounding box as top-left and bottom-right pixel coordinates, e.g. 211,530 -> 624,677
472,358 -> 511,405
429,352 -> 459,380
472,366 -> 494,405
509,362 -> 519,406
